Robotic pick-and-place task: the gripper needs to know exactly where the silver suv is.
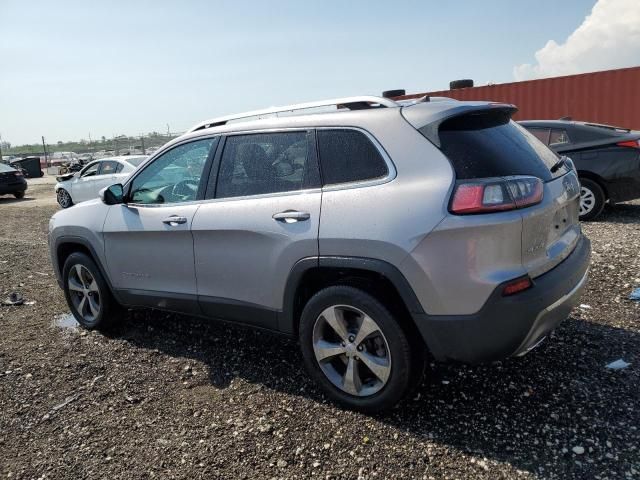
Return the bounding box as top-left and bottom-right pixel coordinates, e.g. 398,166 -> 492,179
49,95 -> 591,412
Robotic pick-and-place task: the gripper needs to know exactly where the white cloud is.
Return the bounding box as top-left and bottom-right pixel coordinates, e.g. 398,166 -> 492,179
514,0 -> 640,81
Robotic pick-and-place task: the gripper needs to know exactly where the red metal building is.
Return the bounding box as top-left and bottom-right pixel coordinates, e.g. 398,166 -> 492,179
399,66 -> 640,130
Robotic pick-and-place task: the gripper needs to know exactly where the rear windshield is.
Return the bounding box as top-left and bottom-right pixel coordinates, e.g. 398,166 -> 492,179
431,111 -> 563,181
0,163 -> 15,173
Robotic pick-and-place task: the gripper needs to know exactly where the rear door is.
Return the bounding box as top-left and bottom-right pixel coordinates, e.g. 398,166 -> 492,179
191,130 -> 321,330
103,137 -> 218,312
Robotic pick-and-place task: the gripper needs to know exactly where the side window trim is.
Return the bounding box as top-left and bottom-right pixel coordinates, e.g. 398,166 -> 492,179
315,126 -> 396,191
123,136 -> 219,205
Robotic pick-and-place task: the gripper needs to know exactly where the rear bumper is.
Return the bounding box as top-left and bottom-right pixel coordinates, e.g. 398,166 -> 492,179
0,179 -> 27,195
414,235 -> 591,363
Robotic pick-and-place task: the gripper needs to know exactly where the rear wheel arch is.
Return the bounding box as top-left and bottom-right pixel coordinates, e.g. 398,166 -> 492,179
577,170 -> 609,199
280,257 -> 426,342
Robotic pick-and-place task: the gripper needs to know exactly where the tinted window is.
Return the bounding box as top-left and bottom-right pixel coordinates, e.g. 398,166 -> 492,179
549,129 -> 570,146
130,138 -> 216,204
317,129 -> 388,185
99,161 -> 118,175
434,112 -> 562,181
0,164 -> 15,173
528,128 -> 550,145
215,131 -> 318,199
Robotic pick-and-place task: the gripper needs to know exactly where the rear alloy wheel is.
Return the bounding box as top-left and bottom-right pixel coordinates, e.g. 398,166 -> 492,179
13,191 -> 25,199
578,178 -> 605,221
57,188 -> 73,208
299,286 -> 418,412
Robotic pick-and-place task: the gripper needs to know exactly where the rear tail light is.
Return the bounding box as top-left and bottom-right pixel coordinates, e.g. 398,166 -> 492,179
502,276 -> 532,296
450,176 -> 543,214
617,139 -> 640,149
14,171 -> 23,177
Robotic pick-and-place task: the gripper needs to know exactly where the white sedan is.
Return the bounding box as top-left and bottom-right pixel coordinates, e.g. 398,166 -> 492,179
55,156 -> 148,208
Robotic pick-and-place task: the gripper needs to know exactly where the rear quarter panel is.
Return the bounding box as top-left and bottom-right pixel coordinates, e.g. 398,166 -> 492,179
318,112 -> 454,309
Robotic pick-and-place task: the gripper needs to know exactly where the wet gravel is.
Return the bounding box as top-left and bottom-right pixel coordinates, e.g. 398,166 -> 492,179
0,189 -> 638,479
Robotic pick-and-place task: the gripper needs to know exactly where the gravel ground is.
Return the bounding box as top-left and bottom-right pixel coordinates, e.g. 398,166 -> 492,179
0,185 -> 638,479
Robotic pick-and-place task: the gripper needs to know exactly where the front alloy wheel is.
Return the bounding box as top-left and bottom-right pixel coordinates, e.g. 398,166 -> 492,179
57,189 -> 73,208
68,264 -> 101,323
62,252 -> 122,330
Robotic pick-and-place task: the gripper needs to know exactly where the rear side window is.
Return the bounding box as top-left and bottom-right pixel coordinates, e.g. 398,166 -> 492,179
215,131 -> 319,199
317,129 -> 388,185
434,112 -> 561,181
549,129 -> 570,146
99,161 -> 118,175
528,128 -> 550,145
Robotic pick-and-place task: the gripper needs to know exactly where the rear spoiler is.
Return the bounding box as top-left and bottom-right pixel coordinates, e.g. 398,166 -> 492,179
402,102 -> 518,147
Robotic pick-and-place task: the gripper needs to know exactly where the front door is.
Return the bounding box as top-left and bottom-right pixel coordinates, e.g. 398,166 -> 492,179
191,130 -> 321,329
72,161 -> 101,202
103,137 -> 218,313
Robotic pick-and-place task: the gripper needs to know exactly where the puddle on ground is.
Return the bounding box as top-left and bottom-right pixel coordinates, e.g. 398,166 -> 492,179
53,313 -> 79,330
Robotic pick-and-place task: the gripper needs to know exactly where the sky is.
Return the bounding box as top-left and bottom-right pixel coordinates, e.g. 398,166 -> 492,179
1,0 -> 638,146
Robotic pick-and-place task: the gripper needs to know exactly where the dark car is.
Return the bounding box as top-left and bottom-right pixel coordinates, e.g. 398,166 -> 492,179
519,120 -> 640,220
0,163 -> 28,199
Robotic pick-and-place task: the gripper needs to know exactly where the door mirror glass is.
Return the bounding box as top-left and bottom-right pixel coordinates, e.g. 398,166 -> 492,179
100,183 -> 124,205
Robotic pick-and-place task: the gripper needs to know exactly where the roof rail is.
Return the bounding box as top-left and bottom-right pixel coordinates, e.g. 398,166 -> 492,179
187,96 -> 398,133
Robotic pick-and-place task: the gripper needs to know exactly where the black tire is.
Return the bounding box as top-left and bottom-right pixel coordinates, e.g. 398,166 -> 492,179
578,178 -> 605,221
299,285 -> 419,413
382,89 -> 406,98
449,79 -> 474,89
62,252 -> 123,330
13,191 -> 25,199
57,188 -> 73,208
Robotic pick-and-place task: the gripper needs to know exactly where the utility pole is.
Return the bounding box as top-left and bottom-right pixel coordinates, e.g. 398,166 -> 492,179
42,136 -> 49,167
140,135 -> 146,155
166,124 -> 170,139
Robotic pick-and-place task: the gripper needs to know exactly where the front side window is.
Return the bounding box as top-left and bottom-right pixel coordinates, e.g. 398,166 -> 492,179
129,138 -> 216,204
316,129 -> 388,185
549,129 -> 570,146
215,131 -> 318,199
81,162 -> 100,178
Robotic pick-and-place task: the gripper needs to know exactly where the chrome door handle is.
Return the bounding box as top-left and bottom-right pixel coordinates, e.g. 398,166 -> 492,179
162,215 -> 188,225
272,210 -> 311,222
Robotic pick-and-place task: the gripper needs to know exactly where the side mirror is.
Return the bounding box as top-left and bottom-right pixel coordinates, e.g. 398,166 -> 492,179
100,183 -> 124,205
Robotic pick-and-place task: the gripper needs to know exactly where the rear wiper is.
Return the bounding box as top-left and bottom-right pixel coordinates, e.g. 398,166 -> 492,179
550,156 -> 568,173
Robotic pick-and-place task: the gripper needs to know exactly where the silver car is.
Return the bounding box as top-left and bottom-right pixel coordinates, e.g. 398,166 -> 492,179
49,95 -> 590,412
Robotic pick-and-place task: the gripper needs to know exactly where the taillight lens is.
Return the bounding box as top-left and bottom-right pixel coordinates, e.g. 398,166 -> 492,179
14,170 -> 23,177
450,176 -> 543,214
617,139 -> 640,149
